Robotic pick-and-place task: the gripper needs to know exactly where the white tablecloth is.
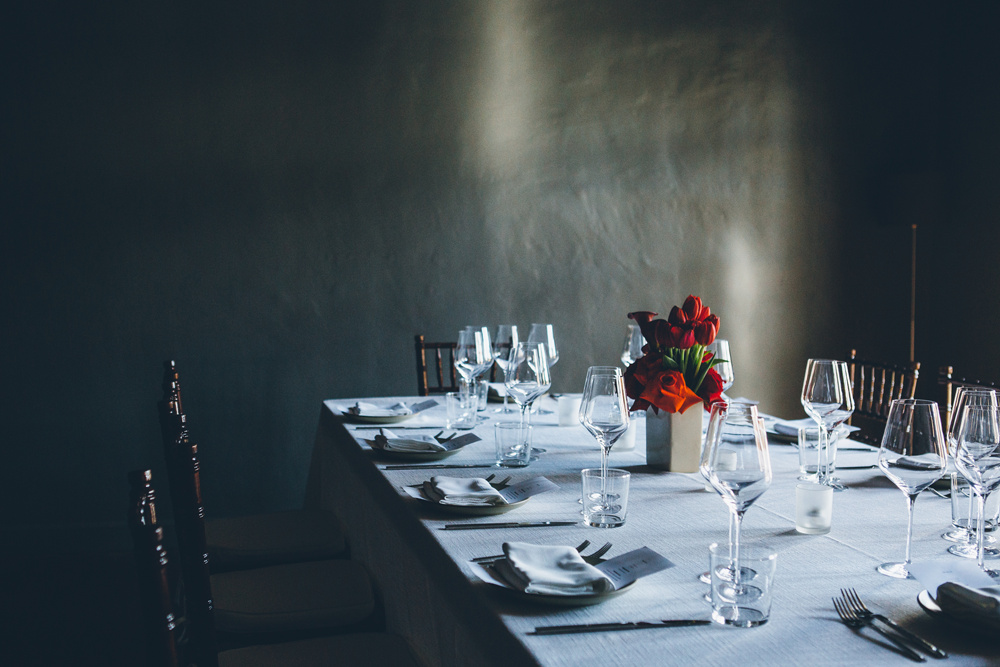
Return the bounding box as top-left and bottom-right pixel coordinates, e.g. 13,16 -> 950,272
308,397 -> 1000,666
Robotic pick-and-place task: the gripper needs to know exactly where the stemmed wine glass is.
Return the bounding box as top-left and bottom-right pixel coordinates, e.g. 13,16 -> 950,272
876,399 -> 948,579
954,404 -> 1000,578
504,342 -> 551,430
578,367 -> 630,521
707,339 -> 734,399
943,388 -> 999,555
700,401 -> 772,594
621,325 -> 644,368
527,324 -> 558,414
492,325 -> 519,414
801,359 -> 855,490
456,327 -> 494,403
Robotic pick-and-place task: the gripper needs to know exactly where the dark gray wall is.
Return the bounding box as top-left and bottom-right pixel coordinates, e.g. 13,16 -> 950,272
4,1 -> 995,550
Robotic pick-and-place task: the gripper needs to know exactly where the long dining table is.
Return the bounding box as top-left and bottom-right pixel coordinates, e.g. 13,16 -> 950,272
306,396 -> 1000,666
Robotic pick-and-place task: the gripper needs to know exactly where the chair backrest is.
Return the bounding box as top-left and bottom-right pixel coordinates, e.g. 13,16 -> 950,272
847,350 -> 921,446
129,469 -> 181,667
157,362 -> 219,667
938,365 -> 1000,432
414,335 -> 460,396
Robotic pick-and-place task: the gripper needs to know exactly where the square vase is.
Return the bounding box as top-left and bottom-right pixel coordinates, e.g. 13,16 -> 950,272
645,406 -> 704,472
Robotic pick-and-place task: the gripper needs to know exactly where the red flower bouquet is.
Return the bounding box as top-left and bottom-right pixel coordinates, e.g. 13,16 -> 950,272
624,295 -> 726,414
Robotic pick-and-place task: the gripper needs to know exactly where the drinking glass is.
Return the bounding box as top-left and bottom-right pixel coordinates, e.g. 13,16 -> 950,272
954,404 -> 1000,577
620,324 -> 644,368
492,325 -> 520,414
527,323 -> 559,367
700,401 -> 772,591
943,388 -> 998,548
578,367 -> 630,514
707,339 -> 734,396
456,327 -> 494,404
877,399 -> 948,579
504,342 -> 551,430
801,359 -> 855,490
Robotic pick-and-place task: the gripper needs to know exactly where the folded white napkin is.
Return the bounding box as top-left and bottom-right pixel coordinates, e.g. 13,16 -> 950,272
936,583 -> 1000,629
493,542 -> 614,595
773,418 -> 819,436
376,429 -> 445,452
349,401 -> 412,417
422,476 -> 506,506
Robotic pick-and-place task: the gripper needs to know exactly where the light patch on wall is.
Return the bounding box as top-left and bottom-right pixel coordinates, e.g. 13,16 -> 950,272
473,0 -> 539,177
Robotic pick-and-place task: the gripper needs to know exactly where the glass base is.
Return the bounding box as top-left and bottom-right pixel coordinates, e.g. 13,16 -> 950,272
947,543 -> 1000,559
711,607 -> 768,627
877,561 -> 912,579
584,513 -> 624,528
495,460 -> 529,468
943,528 -> 973,543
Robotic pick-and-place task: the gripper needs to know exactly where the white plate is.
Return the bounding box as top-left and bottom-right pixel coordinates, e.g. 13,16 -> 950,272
403,485 -> 527,515
341,411 -> 416,425
367,440 -> 460,461
469,561 -> 634,607
917,589 -> 1000,630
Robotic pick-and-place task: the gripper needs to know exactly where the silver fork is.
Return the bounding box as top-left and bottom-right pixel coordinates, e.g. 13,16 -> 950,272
832,597 -> 925,662
581,542 -> 613,564
472,539 -> 592,564
841,588 -> 947,658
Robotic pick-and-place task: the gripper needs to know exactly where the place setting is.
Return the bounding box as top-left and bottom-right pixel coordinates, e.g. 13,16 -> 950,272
367,428 -> 482,462
402,474 -> 560,516
468,540 -> 674,609
338,398 -> 439,425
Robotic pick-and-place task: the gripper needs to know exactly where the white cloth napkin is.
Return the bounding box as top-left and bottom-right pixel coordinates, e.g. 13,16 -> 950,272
773,417 -> 819,436
936,583 -> 1000,629
376,429 -> 445,453
493,542 -> 614,595
348,401 -> 412,417
422,476 -> 506,506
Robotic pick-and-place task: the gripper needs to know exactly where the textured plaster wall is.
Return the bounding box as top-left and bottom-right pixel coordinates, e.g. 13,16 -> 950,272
2,0 -> 906,546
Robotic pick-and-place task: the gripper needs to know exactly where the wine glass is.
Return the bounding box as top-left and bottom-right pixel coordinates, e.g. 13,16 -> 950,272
456,327 -> 494,403
876,399 -> 948,579
801,359 -> 855,490
700,401 -> 772,593
944,388 -> 999,554
578,367 -> 630,523
527,324 -> 558,415
954,403 -> 1000,577
707,339 -> 734,397
504,342 -> 551,429
621,324 -> 644,368
491,325 -> 520,414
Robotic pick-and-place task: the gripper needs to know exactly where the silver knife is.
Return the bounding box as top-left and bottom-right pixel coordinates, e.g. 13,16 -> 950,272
380,463 -> 497,470
441,521 -> 578,530
866,613 -> 947,658
531,619 -> 711,635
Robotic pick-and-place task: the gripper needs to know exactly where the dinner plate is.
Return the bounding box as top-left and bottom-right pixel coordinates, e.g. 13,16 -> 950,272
341,411 -> 416,425
917,589 -> 1000,630
366,439 -> 460,461
469,562 -> 635,607
404,485 -> 528,515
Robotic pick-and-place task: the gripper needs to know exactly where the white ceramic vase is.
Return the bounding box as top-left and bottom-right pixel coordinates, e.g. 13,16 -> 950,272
645,406 -> 703,472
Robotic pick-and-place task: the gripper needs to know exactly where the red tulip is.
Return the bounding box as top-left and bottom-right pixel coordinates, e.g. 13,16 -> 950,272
694,319 -> 717,346
682,295 -> 706,322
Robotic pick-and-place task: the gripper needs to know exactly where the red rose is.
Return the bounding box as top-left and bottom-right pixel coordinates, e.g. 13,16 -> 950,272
696,367 -> 725,408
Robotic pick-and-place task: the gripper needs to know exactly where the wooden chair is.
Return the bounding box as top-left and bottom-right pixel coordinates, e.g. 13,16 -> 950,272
414,335 -> 461,396
158,399 -> 382,654
938,366 -> 999,432
129,470 -> 422,667
159,361 -> 347,572
846,350 -> 921,446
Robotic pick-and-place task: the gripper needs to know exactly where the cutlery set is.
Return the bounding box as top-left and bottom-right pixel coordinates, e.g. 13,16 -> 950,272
833,588 -> 946,661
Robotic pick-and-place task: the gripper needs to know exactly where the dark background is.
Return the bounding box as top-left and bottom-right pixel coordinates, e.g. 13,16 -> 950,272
2,0 -> 997,572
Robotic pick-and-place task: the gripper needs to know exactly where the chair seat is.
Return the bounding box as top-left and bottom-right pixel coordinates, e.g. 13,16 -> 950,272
218,632 -> 422,666
212,559 -> 375,634
206,509 -> 347,571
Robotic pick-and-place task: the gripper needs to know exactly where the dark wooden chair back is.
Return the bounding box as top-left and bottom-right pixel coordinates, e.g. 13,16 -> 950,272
156,369 -> 219,667
414,335 -> 460,396
129,469 -> 181,667
847,349 -> 921,446
938,366 -> 1000,432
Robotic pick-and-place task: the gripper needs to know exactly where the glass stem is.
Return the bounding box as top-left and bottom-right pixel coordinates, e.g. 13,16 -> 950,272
599,438 -> 609,506
904,493 -> 917,569
977,489 -> 988,569
519,403 -> 528,429
732,510 -> 745,586
814,419 -> 827,484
